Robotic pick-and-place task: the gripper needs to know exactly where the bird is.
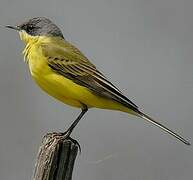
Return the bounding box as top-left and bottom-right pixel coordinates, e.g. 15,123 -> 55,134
5,17 -> 190,145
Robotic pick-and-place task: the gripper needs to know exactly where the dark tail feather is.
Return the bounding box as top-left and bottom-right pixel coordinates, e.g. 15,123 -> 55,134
136,111 -> 191,145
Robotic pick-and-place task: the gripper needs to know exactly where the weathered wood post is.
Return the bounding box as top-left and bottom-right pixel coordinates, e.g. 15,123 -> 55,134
33,132 -> 79,180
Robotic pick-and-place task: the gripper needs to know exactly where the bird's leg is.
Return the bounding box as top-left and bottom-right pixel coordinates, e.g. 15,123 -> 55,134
61,106 -> 88,152
63,106 -> 88,138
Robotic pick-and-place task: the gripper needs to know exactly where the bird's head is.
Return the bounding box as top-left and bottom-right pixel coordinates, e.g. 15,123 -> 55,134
5,17 -> 64,43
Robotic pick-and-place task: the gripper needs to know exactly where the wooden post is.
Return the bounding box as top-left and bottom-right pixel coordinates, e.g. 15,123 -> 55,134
33,132 -> 79,180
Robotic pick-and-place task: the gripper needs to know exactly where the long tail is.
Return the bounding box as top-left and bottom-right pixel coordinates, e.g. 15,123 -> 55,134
135,110 -> 191,145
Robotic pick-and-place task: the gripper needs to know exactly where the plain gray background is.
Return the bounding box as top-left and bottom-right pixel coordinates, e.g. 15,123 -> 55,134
0,0 -> 192,179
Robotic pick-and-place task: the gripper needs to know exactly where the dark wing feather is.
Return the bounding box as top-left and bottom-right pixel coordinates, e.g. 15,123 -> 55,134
41,41 -> 138,111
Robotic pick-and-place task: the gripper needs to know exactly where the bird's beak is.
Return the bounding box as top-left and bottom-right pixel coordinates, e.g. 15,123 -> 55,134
5,25 -> 20,31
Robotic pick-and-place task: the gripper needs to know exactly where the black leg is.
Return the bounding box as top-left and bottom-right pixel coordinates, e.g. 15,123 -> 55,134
64,106 -> 88,137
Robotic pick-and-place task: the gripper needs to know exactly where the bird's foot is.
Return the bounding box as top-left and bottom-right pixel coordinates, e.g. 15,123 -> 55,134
43,131 -> 81,152
60,130 -> 81,153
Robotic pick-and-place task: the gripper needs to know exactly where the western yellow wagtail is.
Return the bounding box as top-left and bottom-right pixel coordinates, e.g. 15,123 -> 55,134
5,17 -> 190,145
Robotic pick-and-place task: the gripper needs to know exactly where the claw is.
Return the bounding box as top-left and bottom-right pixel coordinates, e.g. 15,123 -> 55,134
68,137 -> 81,153
60,131 -> 81,153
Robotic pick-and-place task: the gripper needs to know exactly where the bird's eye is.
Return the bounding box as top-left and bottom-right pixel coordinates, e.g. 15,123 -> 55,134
26,25 -> 34,32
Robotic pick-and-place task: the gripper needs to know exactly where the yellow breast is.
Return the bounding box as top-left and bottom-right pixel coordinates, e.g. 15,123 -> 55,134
23,37 -> 84,108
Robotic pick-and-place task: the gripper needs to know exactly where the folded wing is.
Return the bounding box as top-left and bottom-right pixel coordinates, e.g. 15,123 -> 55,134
41,41 -> 138,112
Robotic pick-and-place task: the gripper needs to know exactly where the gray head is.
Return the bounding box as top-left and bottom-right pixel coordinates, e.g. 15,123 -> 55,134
6,17 -> 64,38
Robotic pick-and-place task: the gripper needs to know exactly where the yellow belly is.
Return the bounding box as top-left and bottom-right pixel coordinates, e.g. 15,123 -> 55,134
29,57 -> 86,108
